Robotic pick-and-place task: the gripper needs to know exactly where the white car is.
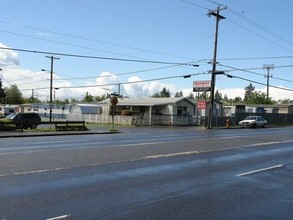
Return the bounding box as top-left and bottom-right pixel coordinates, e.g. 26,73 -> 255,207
239,116 -> 267,128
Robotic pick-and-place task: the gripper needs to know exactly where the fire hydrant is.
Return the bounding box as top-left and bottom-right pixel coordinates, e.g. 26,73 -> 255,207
226,118 -> 230,129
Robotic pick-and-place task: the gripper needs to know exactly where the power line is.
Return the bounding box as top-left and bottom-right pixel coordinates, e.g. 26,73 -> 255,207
201,2 -> 293,53
220,64 -> 293,84
218,55 -> 293,61
0,20 -> 197,61
224,73 -> 293,92
19,73 -> 201,91
4,72 -> 48,83
180,0 -> 210,10
228,7 -> 293,48
54,64 -> 184,81
226,19 -> 293,53
0,46 -> 199,67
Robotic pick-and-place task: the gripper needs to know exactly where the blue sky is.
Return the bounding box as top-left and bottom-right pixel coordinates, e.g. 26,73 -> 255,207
0,0 -> 293,101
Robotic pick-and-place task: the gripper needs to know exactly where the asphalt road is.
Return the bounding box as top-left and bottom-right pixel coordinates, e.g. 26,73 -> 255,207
0,126 -> 292,219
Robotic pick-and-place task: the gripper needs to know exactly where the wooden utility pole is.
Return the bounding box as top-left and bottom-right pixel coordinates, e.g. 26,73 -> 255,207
263,64 -> 274,102
207,6 -> 226,129
45,55 -> 60,122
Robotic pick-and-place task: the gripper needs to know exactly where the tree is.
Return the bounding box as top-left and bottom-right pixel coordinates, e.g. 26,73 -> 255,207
223,94 -> 229,103
278,98 -> 290,104
23,97 -> 41,104
152,87 -> 171,98
5,84 -> 23,104
160,87 -> 171,97
83,92 -> 94,102
174,91 -> 183,97
214,90 -> 223,101
246,91 -> 274,104
0,79 -> 5,104
95,95 -> 106,102
244,83 -> 255,102
233,96 -> 242,104
187,92 -> 195,100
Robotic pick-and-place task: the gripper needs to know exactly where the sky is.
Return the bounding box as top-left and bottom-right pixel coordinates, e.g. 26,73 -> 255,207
0,0 -> 293,102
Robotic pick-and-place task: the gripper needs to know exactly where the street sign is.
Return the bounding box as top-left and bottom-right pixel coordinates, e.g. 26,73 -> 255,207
197,101 -> 207,109
193,80 -> 211,92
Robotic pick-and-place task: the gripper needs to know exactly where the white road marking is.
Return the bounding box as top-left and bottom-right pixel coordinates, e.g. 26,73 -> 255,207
145,150 -> 199,159
237,164 -> 284,177
116,141 -> 164,147
249,140 -> 293,147
11,169 -> 50,176
46,214 -> 70,220
218,136 -> 242,139
153,134 -> 183,138
36,139 -> 85,144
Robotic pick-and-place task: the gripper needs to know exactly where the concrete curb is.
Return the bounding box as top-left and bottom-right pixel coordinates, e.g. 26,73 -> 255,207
0,131 -> 119,138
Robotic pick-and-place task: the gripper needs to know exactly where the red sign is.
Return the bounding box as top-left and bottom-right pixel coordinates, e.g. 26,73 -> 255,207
197,101 -> 207,109
193,80 -> 211,92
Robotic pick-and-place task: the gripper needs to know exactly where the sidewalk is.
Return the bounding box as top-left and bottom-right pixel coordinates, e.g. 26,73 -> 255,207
0,124 -> 119,138
0,124 -> 238,138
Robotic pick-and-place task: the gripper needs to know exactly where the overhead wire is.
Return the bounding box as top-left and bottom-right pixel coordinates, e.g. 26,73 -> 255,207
227,8 -> 293,48
220,63 -> 293,84
225,19 -> 293,53
0,20 -> 196,61
19,73 -> 201,91
53,64 -> 185,81
0,46 -> 197,66
224,73 -> 293,92
0,29 -> 149,59
180,0 -> 210,10
218,55 -> 293,61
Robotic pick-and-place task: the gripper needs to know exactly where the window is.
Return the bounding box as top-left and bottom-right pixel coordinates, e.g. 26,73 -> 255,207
177,107 -> 182,116
177,106 -> 188,116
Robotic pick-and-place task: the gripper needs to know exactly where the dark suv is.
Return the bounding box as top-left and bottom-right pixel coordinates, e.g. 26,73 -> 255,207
5,112 -> 41,129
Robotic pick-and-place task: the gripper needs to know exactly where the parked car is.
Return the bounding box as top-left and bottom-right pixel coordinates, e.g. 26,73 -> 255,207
5,112 -> 41,129
239,116 -> 267,128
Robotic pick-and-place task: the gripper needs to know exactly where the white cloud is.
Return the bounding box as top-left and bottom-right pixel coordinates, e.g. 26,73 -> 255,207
123,76 -> 176,98
260,86 -> 293,101
0,43 -> 19,67
217,88 -> 245,99
0,44 -> 291,102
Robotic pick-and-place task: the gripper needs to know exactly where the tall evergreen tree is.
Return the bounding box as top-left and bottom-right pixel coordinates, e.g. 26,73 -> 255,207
0,79 -> 5,104
174,91 -> 183,97
244,83 -> 255,102
152,87 -> 171,98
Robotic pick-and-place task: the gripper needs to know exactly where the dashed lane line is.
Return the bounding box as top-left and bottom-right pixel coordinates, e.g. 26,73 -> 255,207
237,164 -> 284,177
144,150 -> 199,159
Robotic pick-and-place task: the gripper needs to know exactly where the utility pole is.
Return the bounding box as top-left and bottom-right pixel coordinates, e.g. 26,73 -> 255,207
45,55 -> 60,122
263,64 -> 274,102
31,89 -> 34,103
207,6 -> 226,129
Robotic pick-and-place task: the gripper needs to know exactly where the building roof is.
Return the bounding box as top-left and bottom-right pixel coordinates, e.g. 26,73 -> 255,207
104,97 -> 195,106
245,104 -> 293,108
69,104 -> 102,114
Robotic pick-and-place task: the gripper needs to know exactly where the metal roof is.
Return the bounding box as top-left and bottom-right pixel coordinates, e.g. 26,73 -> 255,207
104,97 -> 195,106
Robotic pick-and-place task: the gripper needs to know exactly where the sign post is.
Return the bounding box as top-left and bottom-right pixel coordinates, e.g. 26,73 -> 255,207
193,81 -> 211,126
110,96 -> 118,131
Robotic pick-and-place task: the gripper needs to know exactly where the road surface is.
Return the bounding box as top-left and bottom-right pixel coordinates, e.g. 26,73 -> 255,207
0,126 -> 292,219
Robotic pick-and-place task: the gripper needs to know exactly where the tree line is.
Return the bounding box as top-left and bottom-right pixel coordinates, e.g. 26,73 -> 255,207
0,79 -> 290,105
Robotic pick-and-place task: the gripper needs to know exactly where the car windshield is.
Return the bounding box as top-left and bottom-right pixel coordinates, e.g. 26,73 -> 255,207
5,113 -> 16,119
244,116 -> 258,120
